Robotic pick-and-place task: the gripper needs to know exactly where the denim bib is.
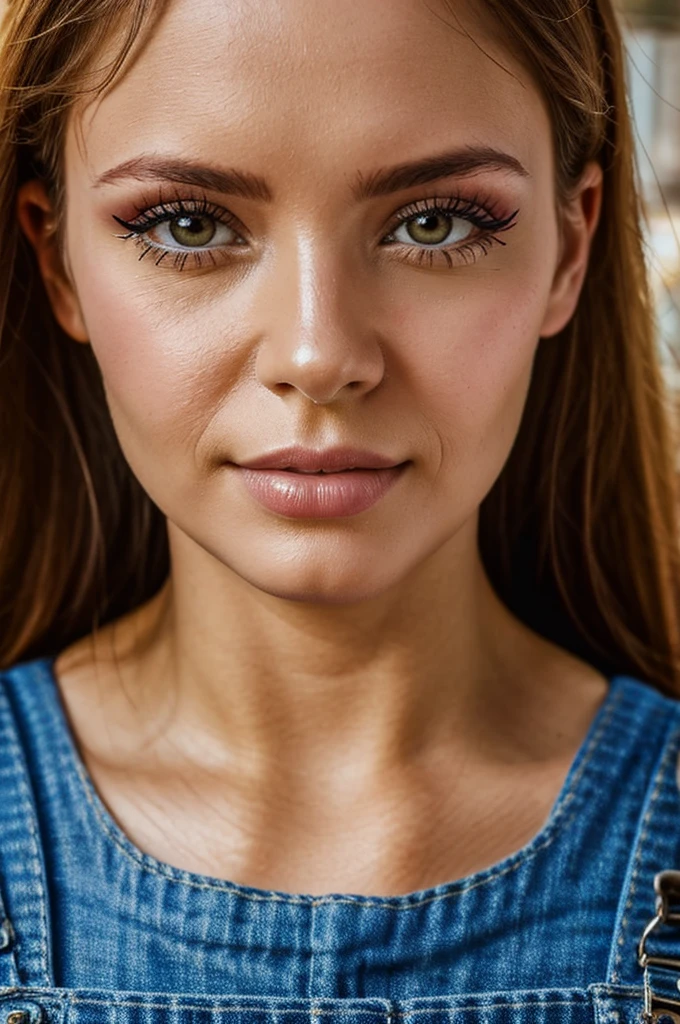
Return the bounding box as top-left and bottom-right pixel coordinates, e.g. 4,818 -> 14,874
1,655 -> 680,1024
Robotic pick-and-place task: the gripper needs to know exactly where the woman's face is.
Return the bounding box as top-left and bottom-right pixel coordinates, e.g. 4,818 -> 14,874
24,0 -> 601,604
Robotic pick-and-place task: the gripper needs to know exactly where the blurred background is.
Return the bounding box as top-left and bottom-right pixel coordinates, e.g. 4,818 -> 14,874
620,0 -> 680,391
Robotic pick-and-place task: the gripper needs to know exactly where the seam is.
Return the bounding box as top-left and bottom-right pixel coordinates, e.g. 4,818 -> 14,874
0,995 -> 63,1006
62,997 -> 586,1012
0,679 -> 49,987
588,984 -> 645,996
393,1003 -> 584,1016
609,709 -> 680,983
309,897 -> 316,996
69,998 -> 389,1013
58,671 -> 623,907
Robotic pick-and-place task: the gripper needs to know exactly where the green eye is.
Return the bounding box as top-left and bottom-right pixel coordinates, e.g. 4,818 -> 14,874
406,214 -> 455,246
169,215 -> 217,247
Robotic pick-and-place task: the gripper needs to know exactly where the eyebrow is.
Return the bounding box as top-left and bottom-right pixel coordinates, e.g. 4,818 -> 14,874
93,146 -> 530,202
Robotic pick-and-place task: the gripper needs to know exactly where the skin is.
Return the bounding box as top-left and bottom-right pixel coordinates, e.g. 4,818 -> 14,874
18,0 -> 607,896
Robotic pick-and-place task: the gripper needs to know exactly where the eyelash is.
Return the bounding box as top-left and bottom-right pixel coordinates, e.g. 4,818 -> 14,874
112,191 -> 519,272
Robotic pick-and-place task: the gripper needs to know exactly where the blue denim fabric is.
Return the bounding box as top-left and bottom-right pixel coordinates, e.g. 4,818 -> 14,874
1,655 -> 680,1024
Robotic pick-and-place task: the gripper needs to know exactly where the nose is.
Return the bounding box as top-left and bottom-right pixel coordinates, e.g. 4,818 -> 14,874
254,236 -> 386,406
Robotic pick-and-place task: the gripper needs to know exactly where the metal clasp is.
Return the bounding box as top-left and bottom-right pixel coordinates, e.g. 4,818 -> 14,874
637,872 -> 680,1023
641,968 -> 680,1024
638,871 -> 680,971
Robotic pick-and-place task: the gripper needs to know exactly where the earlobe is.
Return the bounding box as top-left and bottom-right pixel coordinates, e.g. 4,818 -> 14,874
539,160 -> 604,339
16,179 -> 89,343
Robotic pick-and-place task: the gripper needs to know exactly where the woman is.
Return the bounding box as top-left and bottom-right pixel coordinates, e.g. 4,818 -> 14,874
0,0 -> 679,1020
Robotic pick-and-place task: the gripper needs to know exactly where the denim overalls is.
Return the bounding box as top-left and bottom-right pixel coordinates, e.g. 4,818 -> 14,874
2,655 -> 680,1024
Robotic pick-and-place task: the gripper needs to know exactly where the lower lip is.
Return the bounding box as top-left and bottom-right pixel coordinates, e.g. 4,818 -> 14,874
234,464 -> 408,518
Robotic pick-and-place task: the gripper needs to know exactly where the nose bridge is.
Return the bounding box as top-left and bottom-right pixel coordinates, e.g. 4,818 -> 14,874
295,232 -> 344,338
254,222 -> 385,404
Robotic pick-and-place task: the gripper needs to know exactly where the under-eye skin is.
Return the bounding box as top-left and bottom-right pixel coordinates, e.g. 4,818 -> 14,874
112,191 -> 520,273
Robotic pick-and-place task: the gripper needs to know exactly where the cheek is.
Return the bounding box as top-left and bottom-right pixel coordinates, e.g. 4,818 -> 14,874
388,266 -> 550,474
66,210 -> 253,426
66,236 -> 230,501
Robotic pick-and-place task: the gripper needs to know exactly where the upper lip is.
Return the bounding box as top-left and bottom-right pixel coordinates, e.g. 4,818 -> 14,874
235,446 -> 406,472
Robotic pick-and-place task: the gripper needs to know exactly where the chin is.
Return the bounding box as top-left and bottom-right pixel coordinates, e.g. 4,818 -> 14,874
231,561 -> 401,607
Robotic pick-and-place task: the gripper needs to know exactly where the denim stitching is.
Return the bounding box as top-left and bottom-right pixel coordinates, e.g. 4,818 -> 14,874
63,996 -> 585,1012
0,683 -> 49,986
4,984 -> 619,998
309,898 -> 316,996
0,986 -> 636,1012
53,664 -> 623,908
394,1004 -> 584,1016
0,995 -> 62,1006
589,983 -> 644,997
69,999 -> 388,1012
609,712 -> 680,983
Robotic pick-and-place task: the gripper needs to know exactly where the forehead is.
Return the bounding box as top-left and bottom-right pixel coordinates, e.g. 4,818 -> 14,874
71,0 -> 549,191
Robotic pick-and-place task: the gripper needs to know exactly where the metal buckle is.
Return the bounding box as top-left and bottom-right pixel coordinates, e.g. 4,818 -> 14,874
640,962 -> 680,1024
638,871 -> 680,971
638,872 -> 680,1023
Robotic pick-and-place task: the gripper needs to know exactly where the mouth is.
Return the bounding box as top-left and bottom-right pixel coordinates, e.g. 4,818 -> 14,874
278,467 -> 393,474
232,462 -> 410,518
233,447 -> 407,474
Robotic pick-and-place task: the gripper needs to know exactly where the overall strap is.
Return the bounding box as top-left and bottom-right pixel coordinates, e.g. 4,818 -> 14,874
0,672 -> 54,989
606,685 -> 680,1014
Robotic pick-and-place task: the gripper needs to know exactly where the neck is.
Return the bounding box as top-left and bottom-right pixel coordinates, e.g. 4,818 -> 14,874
80,528 -> 557,785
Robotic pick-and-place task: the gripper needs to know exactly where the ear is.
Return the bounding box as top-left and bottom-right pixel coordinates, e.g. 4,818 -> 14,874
539,160 -> 604,339
16,180 -> 89,343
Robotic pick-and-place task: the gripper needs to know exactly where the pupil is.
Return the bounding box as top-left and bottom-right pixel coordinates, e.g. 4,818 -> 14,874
180,217 -> 204,235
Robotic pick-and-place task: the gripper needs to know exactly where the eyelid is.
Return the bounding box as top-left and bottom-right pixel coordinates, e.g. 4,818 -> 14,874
112,193 -> 248,239
384,193 -> 519,235
114,186 -> 515,228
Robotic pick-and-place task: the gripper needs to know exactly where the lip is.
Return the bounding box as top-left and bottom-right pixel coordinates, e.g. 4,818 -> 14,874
233,463 -> 409,519
234,446 -> 403,473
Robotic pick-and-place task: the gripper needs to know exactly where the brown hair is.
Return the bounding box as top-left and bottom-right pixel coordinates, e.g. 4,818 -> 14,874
1,0 -> 679,694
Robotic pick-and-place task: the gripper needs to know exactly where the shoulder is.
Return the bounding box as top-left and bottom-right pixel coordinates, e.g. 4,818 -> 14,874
0,654 -> 57,707
604,673 -> 680,807
0,655 -> 60,778
611,671 -> 680,719
0,659 -> 57,851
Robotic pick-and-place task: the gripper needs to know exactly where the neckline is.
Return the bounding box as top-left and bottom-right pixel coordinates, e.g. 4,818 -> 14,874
40,653 -> 623,907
